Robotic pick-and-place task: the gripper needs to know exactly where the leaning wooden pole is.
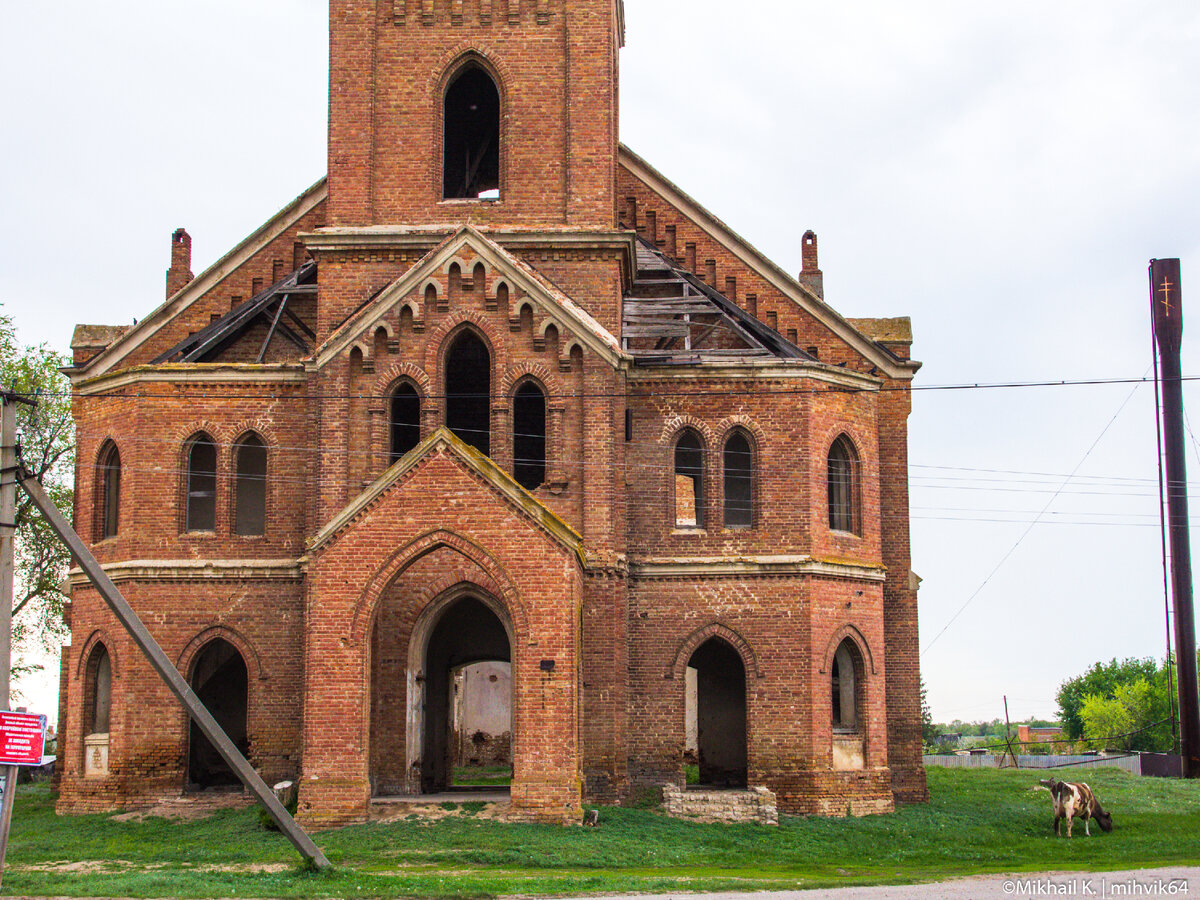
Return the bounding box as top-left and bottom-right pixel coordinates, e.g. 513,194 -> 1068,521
1150,258 -> 1200,779
15,466 -> 331,868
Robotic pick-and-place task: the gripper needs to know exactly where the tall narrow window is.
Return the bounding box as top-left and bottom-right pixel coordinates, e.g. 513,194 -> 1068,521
674,429 -> 705,528
443,64 -> 501,199
185,433 -> 217,532
722,431 -> 753,528
827,434 -> 859,534
445,330 -> 491,456
390,383 -> 422,461
96,441 -> 121,539
234,434 -> 267,537
513,381 -> 546,491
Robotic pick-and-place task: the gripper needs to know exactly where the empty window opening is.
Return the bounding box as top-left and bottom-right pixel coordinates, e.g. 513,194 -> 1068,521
185,434 -> 217,532
390,383 -> 422,461
188,638 -> 249,790
674,429 -> 705,528
831,638 -> 866,770
234,434 -> 267,537
443,65 -> 501,199
723,431 -> 753,528
422,597 -> 512,792
685,638 -> 747,788
445,330 -> 491,456
513,382 -> 546,490
374,326 -> 389,361
97,441 -> 121,540
827,434 -> 859,534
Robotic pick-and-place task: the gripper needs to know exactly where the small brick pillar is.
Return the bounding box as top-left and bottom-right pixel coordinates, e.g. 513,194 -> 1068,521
165,228 -> 194,298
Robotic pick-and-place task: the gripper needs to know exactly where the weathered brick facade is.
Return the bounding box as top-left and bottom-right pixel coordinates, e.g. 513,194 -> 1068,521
57,0 -> 926,825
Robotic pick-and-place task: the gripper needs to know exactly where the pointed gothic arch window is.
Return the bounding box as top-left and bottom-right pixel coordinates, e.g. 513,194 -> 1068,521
185,433 -> 218,532
96,441 -> 121,540
674,429 -> 705,528
512,381 -> 546,491
722,430 -> 754,528
445,330 -> 491,456
443,64 -> 501,199
390,382 -> 422,462
827,434 -> 860,534
233,433 -> 267,537
832,638 -> 864,733
87,643 -> 112,735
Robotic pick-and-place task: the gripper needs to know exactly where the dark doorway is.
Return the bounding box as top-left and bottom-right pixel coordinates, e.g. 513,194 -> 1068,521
443,65 -> 501,199
445,331 -> 491,456
422,597 -> 511,792
687,638 -> 747,787
188,639 -> 249,789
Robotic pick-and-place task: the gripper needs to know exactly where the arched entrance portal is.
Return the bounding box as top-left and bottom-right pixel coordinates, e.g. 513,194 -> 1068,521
414,595 -> 512,793
686,637 -> 747,788
187,638 -> 249,789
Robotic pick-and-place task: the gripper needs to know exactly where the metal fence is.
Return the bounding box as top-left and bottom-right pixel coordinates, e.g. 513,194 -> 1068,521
923,754 -> 1143,775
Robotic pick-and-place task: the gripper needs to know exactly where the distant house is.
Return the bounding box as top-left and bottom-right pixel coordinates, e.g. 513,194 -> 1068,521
1018,724 -> 1063,749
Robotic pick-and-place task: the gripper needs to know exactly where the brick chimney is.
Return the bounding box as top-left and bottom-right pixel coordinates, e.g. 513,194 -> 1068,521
166,228 -> 194,298
798,230 -> 823,299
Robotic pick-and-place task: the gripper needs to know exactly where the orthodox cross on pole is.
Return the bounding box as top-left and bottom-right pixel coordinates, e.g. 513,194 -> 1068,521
1159,274 -> 1176,318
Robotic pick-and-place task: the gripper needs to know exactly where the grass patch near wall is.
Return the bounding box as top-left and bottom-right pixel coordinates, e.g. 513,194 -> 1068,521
8,768 -> 1200,898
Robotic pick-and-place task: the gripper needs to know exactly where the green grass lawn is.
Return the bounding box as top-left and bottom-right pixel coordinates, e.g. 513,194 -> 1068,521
6,767 -> 1199,898
451,764 -> 513,787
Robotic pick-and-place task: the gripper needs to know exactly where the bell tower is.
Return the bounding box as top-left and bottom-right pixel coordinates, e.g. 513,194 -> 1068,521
328,0 -> 624,230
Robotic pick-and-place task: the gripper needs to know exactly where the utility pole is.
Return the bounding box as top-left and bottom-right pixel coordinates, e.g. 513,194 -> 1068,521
1150,258 -> 1200,779
0,391 -> 34,887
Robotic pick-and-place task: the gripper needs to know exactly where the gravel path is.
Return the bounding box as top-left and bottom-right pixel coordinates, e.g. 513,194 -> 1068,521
581,866 -> 1200,900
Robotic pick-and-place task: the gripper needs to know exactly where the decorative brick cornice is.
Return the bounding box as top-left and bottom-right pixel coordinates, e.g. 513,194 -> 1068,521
74,364 -> 306,396
68,559 -> 302,587
313,226 -> 625,370
627,555 -> 886,581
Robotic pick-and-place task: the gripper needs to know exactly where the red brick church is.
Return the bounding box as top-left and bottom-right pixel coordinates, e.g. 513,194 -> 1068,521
57,0 -> 926,825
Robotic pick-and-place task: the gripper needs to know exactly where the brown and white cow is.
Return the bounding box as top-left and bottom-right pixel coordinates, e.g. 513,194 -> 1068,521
1040,778 -> 1113,837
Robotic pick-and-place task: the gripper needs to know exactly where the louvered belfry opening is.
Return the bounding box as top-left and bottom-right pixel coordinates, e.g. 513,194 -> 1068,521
443,64 -> 500,199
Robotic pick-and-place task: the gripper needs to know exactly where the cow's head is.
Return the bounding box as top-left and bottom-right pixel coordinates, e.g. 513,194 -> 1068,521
1095,808 -> 1114,832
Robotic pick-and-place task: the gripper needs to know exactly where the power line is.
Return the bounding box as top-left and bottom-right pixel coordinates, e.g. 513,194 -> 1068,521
31,372 -> 1200,403
921,372 -> 1150,656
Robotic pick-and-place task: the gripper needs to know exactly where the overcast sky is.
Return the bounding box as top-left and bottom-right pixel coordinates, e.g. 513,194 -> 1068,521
3,0 -> 1199,726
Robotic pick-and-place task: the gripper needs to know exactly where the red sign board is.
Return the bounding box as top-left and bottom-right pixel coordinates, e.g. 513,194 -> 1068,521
0,712 -> 47,766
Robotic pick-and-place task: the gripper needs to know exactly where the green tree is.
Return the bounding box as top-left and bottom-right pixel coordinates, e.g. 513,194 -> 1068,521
0,309 -> 73,682
920,679 -> 938,751
1056,657 -> 1158,740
